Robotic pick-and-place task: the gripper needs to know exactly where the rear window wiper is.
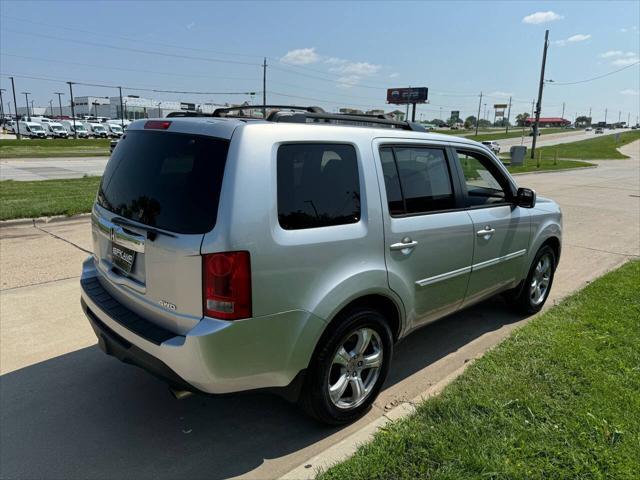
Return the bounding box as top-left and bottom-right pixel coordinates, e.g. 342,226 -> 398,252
111,216 -> 176,241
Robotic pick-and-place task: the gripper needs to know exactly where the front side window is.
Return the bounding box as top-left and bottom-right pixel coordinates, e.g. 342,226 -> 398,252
379,146 -> 456,215
455,150 -> 510,207
277,143 -> 360,230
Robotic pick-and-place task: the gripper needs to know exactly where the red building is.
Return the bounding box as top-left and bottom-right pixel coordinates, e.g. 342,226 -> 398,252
525,117 -> 571,127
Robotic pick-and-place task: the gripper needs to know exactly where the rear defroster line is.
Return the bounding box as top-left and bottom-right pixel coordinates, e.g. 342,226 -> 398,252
32,220 -> 93,255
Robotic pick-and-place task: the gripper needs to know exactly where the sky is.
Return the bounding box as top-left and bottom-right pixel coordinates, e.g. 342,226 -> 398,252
1,0 -> 639,124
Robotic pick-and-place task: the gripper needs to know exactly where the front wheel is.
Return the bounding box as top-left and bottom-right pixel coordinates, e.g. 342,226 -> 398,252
507,245 -> 556,314
299,308 -> 393,425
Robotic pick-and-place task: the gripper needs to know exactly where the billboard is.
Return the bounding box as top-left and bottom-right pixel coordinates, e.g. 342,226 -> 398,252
493,103 -> 508,109
387,87 -> 428,105
450,110 -> 460,122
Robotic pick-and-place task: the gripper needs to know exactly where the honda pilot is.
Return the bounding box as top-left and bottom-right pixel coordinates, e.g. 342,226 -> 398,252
81,107 -> 562,424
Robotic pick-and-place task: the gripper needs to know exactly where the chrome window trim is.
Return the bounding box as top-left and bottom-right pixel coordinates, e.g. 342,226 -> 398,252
415,249 -> 527,287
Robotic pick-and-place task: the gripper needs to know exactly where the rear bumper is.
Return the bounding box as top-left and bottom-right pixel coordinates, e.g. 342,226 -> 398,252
80,257 -> 326,394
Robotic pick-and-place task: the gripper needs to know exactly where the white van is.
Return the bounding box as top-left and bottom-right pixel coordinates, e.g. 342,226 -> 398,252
88,122 -> 109,138
104,123 -> 123,138
19,121 -> 48,138
60,120 -> 90,138
44,122 -> 69,139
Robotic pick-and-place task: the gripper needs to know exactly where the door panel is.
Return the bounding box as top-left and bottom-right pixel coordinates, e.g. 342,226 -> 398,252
376,143 -> 474,330
452,148 -> 531,306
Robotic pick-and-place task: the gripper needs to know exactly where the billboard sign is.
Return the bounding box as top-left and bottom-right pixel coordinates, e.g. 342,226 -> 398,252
493,103 -> 508,109
450,110 -> 460,122
387,87 -> 428,105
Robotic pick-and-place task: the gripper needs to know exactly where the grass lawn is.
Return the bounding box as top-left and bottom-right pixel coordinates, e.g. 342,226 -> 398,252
0,138 -> 110,158
0,177 -> 101,220
534,130 -> 640,161
506,158 -> 593,174
435,128 -> 567,142
320,260 -> 640,480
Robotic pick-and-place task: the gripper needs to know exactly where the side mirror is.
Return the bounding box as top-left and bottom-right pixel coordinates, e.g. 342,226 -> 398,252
516,187 -> 536,208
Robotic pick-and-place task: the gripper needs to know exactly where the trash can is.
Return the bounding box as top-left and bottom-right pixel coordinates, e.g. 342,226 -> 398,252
510,146 -> 527,166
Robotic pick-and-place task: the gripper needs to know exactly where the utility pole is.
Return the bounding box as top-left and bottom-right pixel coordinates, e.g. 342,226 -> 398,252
561,102 -> 565,122
68,82 -> 77,139
604,108 -> 607,124
262,57 -> 267,119
10,77 -> 21,138
118,86 -> 124,128
618,110 -> 621,126
505,96 -> 512,134
0,89 -> 5,125
49,99 -> 53,115
627,112 -> 630,128
22,92 -> 31,120
54,92 -> 64,118
531,29 -> 549,159
588,106 -> 592,125
475,91 -> 483,136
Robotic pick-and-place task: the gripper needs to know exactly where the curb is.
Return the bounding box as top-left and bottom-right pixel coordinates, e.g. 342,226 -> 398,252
0,212 -> 91,227
279,362 -> 474,480
510,164 -> 598,176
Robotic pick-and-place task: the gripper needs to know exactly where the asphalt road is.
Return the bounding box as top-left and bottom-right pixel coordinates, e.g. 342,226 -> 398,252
0,141 -> 638,479
0,128 -> 627,181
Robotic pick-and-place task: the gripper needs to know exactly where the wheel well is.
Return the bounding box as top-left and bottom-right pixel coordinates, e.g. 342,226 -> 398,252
541,237 -> 561,263
327,294 -> 402,342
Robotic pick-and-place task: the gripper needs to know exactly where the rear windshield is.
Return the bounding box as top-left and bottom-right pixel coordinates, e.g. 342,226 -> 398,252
97,130 -> 229,234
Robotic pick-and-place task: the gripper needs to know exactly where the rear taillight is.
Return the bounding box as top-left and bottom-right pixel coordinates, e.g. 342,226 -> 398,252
144,120 -> 171,130
203,252 -> 252,320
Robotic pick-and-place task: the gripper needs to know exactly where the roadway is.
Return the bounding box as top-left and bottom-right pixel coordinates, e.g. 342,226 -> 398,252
0,128 -> 628,181
1,141 -> 638,479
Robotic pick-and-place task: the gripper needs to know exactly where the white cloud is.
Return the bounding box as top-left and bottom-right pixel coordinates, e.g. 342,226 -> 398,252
389,72 -> 400,78
554,33 -> 591,46
620,89 -> 639,96
488,91 -> 513,98
329,61 -> 380,77
600,50 -> 636,58
567,34 -> 591,42
186,22 -> 196,30
612,56 -> 640,66
280,48 -> 320,65
522,11 -> 563,24
620,28 -> 627,33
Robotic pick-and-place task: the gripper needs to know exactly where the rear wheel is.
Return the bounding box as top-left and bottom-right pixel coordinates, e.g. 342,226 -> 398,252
507,245 -> 556,314
299,307 -> 393,425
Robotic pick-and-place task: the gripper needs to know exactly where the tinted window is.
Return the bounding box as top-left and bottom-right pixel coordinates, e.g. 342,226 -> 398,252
97,130 -> 229,234
380,146 -> 455,215
455,150 -> 509,206
278,144 -> 360,230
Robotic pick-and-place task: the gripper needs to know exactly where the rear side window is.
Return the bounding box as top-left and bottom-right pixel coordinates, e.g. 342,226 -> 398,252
97,130 -> 229,234
380,146 -> 456,215
277,143 -> 361,230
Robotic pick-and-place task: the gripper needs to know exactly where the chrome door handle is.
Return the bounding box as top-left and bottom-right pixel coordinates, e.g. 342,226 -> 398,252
476,226 -> 495,238
390,238 -> 418,251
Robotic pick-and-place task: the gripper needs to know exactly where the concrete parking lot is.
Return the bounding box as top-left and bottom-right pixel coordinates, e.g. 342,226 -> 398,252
0,141 -> 638,479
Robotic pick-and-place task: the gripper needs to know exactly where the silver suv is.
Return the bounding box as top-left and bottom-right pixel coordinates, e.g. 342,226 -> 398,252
80,107 -> 562,424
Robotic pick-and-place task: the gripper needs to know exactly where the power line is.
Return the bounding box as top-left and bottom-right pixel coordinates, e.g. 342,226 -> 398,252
0,73 -> 256,96
547,61 -> 639,85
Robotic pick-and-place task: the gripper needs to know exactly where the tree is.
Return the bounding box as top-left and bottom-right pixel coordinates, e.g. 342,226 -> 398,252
478,119 -> 492,128
515,112 -> 531,126
494,118 -> 511,127
464,115 -> 477,129
431,118 -> 446,127
575,115 -> 592,127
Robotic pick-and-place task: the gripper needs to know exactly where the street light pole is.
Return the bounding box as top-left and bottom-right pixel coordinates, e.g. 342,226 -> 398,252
10,77 -> 21,138
67,82 -> 77,139
531,29 -> 549,159
0,89 -> 5,125
505,96 -> 512,134
54,92 -> 64,118
22,92 -> 31,120
475,91 -> 483,136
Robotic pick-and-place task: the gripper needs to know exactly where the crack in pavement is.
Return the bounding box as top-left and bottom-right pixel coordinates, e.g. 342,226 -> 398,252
32,221 -> 93,255
567,243 -> 640,257
0,275 -> 81,292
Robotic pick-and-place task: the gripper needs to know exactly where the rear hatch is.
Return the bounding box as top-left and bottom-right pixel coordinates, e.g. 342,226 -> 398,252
92,126 -> 230,334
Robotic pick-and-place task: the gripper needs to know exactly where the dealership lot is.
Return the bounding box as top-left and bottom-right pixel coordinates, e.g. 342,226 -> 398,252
1,140 -> 637,479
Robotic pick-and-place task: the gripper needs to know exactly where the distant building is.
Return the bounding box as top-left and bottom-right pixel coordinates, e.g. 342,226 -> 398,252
524,117 -> 571,127
388,110 -> 406,122
339,108 -> 365,115
366,109 -> 385,116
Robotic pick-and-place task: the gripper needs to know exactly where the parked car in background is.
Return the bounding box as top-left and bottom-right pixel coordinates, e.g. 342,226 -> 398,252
81,109 -> 562,425
88,122 -> 109,138
43,122 -> 69,138
585,127 -> 592,131
481,140 -> 501,154
60,120 -> 90,138
595,127 -> 604,134
105,123 -> 124,138
18,121 -> 48,138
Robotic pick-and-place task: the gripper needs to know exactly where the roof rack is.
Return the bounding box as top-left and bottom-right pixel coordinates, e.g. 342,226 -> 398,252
168,105 -> 427,132
212,105 -> 325,119
271,110 -> 427,132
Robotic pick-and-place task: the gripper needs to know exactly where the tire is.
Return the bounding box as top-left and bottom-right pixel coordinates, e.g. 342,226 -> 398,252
299,307 -> 393,425
506,245 -> 557,314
